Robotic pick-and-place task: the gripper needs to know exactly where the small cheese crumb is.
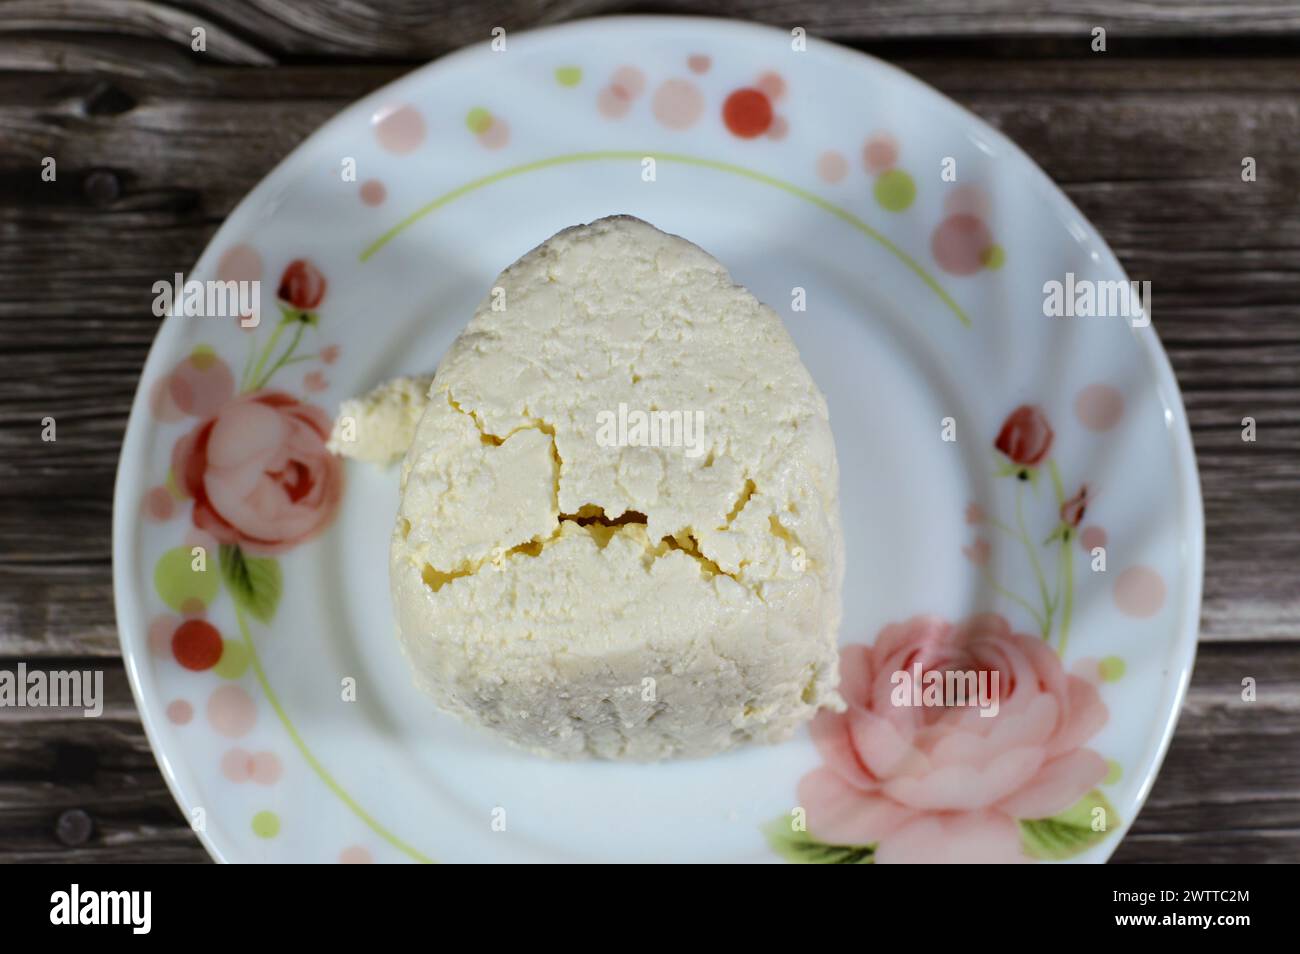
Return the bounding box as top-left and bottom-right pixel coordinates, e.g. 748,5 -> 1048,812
327,374 -> 434,465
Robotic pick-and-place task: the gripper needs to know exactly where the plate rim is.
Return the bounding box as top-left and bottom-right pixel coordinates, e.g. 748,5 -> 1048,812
111,13 -> 1205,863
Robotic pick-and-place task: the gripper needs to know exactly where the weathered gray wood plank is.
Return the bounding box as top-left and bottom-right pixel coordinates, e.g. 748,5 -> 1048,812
6,0 -> 1300,66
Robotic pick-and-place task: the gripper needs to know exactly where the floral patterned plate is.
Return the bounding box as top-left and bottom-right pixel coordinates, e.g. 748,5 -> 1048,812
113,16 -> 1203,863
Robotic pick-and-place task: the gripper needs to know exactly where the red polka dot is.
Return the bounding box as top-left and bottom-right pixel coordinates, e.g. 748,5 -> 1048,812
172,619 -> 223,671
931,214 -> 994,276
723,88 -> 773,139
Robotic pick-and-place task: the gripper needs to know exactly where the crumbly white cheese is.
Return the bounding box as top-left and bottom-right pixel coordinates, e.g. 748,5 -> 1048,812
327,374 -> 435,465
389,216 -> 844,760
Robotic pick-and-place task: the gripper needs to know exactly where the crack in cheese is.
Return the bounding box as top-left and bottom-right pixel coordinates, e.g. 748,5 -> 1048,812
388,216 -> 844,759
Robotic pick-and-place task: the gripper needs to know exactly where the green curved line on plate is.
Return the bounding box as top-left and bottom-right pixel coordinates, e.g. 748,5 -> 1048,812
359,150 -> 971,328
236,608 -> 436,864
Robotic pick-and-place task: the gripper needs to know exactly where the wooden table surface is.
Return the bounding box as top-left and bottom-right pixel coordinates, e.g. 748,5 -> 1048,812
1,0 -> 1297,863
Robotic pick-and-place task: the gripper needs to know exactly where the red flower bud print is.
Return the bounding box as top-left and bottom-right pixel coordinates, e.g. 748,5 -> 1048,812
995,405 -> 1054,467
277,259 -> 327,311
1061,485 -> 1090,528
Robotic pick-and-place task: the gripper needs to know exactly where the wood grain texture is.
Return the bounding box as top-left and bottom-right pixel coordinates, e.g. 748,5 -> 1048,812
0,0 -> 1296,863
7,0 -> 1300,64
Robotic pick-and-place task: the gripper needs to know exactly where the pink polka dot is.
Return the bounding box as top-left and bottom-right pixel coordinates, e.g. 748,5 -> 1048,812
687,54 -> 711,74
149,374 -> 186,422
340,845 -> 373,864
149,614 -> 180,656
863,134 -> 899,174
144,486 -> 175,521
478,118 -> 510,149
1075,384 -> 1125,432
598,85 -> 632,119
931,214 -> 994,276
652,79 -> 704,130
359,179 -> 386,206
221,748 -> 253,782
756,72 -> 786,101
372,104 -> 426,155
216,244 -> 262,285
303,370 -> 328,393
1115,565 -> 1166,618
1080,525 -> 1107,553
766,115 -> 789,141
962,538 -> 992,566
816,150 -> 848,183
207,685 -> 256,738
250,752 -> 282,785
944,184 -> 992,220
611,66 -> 645,99
166,700 -> 193,725
169,353 -> 234,417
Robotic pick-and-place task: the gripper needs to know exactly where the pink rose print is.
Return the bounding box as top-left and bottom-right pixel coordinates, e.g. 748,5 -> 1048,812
795,615 -> 1108,864
171,389 -> 342,555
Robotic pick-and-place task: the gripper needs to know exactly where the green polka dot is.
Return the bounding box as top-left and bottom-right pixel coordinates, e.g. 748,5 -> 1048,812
874,169 -> 916,212
251,811 -> 280,838
465,108 -> 493,135
982,244 -> 1006,270
153,546 -> 219,612
1099,656 -> 1126,682
1104,759 -> 1123,785
555,66 -> 582,87
214,639 -> 250,680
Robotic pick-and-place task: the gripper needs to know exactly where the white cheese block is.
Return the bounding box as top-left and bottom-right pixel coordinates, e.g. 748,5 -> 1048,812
390,216 -> 844,760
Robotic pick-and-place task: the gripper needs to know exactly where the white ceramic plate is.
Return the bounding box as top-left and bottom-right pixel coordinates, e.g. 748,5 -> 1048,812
113,16 -> 1203,863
